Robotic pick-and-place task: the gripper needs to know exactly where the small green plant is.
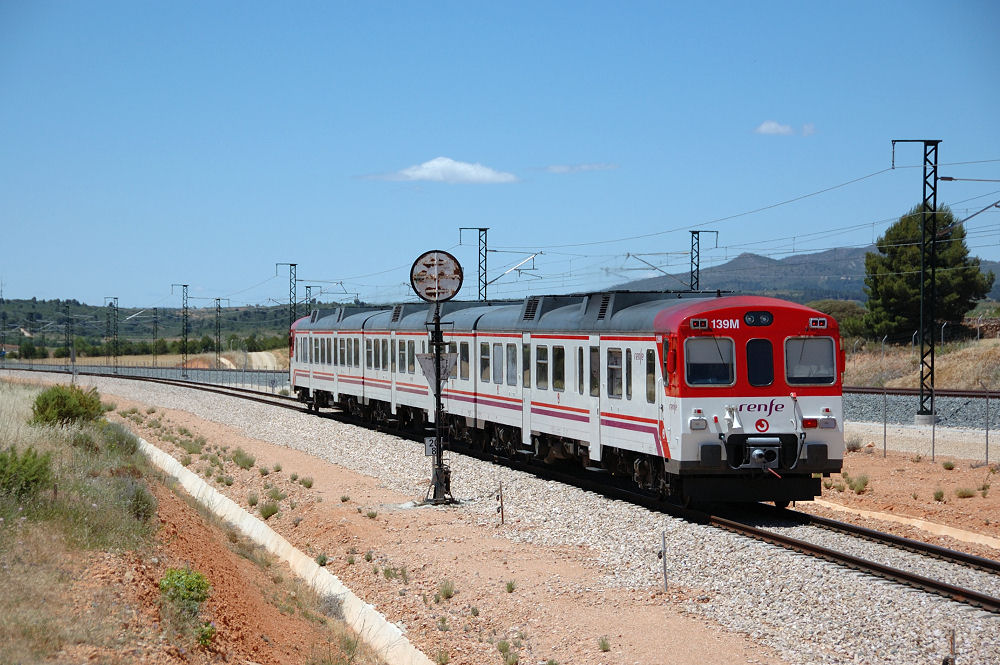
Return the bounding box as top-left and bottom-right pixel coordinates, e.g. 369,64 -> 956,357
159,567 -> 210,616
942,461 -> 955,470
267,487 -> 287,501
347,555 -> 355,565
833,481 -> 846,492
847,474 -> 869,495
122,478 -> 157,523
259,467 -> 270,476
933,489 -> 945,502
912,454 -> 922,462
822,478 -> 833,490
505,580 -> 516,593
0,445 -> 53,498
178,427 -> 192,437
272,463 -> 282,472
197,621 -> 216,647
470,606 -> 479,617
30,384 -> 103,425
180,454 -> 192,466
341,495 -> 350,502
437,616 -> 449,631
315,553 -> 329,566
292,516 -> 302,527
146,406 -> 157,414
504,654 -> 519,665
598,636 -> 611,652
497,640 -> 511,655
290,472 -> 298,481
435,650 -> 450,665
845,435 -> 863,452
364,550 -> 373,562
248,492 -> 259,507
434,593 -> 441,603
71,429 -> 99,452
439,579 -> 455,600
300,477 -> 314,488
223,475 -> 234,486
912,492 -> 918,500
232,448 -> 255,470
260,502 -> 279,520
955,488 -> 975,499
101,421 -> 139,455
366,510 -> 377,519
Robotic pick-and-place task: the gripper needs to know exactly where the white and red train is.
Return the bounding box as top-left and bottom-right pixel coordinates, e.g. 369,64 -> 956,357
290,291 -> 844,504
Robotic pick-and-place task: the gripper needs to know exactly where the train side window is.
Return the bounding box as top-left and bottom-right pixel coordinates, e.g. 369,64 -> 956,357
785,337 -> 835,385
346,338 -> 352,367
339,339 -> 345,367
448,342 -> 458,378
590,346 -> 600,396
460,342 -> 470,380
480,343 -> 490,382
382,339 -> 389,370
625,347 -> 632,400
607,348 -> 623,398
646,349 -> 656,403
506,343 -> 518,386
662,340 -> 670,387
366,339 -> 374,369
522,344 -> 531,388
327,339 -> 333,366
354,337 -> 360,367
552,346 -> 565,391
398,340 -> 406,372
492,343 -> 503,384
391,340 -> 396,372
536,345 -> 549,390
747,339 -> 774,387
577,348 -> 584,394
407,340 -> 415,373
685,337 -> 735,385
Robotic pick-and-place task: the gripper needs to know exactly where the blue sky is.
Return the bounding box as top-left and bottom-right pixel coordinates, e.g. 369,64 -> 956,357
2,0 -> 998,308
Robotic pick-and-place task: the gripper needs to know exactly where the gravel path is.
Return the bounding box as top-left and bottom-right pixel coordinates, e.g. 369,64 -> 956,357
10,371 -> 1000,665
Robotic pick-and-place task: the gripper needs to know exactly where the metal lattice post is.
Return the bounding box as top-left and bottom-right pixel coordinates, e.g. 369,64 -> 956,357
152,307 -> 158,368
289,263 -> 297,331
105,302 -> 112,368
892,139 -> 941,419
111,297 -> 119,375
215,298 -> 222,369
182,285 -> 189,377
690,231 -> 700,290
478,228 -> 488,300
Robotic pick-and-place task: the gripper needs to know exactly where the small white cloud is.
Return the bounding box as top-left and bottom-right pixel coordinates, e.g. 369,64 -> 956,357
545,163 -> 619,174
754,120 -> 794,135
378,157 -> 517,184
802,123 -> 816,137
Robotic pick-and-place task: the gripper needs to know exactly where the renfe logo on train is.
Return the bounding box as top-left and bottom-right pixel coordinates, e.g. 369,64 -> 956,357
737,399 -> 785,416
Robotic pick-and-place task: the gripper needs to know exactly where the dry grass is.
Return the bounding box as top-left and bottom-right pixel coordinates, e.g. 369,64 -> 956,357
845,338 -> 1000,390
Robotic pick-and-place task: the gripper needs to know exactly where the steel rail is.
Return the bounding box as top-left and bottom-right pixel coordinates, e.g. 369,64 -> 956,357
844,385 -> 994,399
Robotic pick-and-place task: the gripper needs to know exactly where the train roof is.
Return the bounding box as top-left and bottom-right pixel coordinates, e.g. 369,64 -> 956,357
291,292 -> 832,335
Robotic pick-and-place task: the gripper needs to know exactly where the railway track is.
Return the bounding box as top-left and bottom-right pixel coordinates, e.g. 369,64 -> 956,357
844,385 -> 996,399
7,366 -> 1000,615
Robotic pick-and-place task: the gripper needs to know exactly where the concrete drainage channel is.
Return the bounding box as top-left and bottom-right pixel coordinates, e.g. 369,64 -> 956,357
138,436 -> 433,665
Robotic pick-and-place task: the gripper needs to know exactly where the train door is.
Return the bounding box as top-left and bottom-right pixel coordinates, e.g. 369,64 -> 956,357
389,332 -> 397,414
521,333 -> 531,446
586,336 -> 602,459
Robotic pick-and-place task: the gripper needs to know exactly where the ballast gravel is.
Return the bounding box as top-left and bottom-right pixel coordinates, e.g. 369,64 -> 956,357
15,372 -> 1000,665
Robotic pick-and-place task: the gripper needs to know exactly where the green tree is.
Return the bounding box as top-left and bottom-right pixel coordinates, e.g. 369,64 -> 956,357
863,205 -> 994,339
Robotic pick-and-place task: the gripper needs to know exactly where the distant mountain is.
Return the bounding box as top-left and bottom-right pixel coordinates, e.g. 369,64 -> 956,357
616,246 -> 1000,304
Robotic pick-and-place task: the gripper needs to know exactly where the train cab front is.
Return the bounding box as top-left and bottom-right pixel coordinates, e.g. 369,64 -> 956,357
659,297 -> 845,504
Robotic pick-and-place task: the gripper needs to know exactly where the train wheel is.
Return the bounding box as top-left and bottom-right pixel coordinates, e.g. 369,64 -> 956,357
773,499 -> 790,509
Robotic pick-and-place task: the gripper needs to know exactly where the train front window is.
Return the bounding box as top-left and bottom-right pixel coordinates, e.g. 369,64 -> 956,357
785,337 -> 836,385
685,337 -> 735,386
747,339 -> 774,387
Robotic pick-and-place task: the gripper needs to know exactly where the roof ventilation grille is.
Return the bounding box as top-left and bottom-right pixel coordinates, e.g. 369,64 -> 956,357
391,305 -> 403,323
523,297 -> 541,321
596,295 -> 612,320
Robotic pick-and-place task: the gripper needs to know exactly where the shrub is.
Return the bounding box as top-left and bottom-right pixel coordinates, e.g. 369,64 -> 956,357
260,502 -> 278,520
267,488 -> 287,501
366,510 -> 377,519
340,495 -> 350,502
942,461 -> 955,470
290,472 -> 298,481
197,621 -> 216,647
439,579 -> 455,600
315,553 -> 329,566
259,467 -> 269,476
71,429 -> 99,453
598,636 -> 611,652
933,489 -> 945,502
955,488 -> 975,499
436,650 -> 450,665
300,477 -> 313,488
180,454 -> 192,466
232,448 -> 255,469
505,580 -> 516,593
272,463 -> 281,472
470,606 -> 479,617
364,550 -> 373,562
437,616 -> 449,631
497,640 -> 511,655
845,436 -> 863,452
101,421 -> 139,455
159,567 -> 210,617
0,445 -> 53,498
847,474 -> 869,495
248,492 -> 259,507
122,479 -> 157,522
30,384 -> 103,425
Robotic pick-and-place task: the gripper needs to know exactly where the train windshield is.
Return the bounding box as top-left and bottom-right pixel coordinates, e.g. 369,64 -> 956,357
685,337 -> 735,385
785,337 -> 836,384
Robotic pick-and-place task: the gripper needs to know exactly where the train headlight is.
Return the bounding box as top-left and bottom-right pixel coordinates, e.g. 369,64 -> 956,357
689,418 -> 708,430
819,417 -> 837,429
744,311 -> 773,326
801,418 -> 818,429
